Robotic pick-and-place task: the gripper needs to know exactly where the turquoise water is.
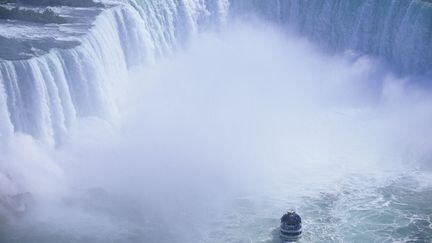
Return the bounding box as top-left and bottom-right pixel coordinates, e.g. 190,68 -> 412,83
2,171 -> 431,242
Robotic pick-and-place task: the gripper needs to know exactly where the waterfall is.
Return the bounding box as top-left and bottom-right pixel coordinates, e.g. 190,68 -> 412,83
1,1 -> 432,241
0,0 -> 229,145
0,0 -> 431,144
229,0 -> 432,77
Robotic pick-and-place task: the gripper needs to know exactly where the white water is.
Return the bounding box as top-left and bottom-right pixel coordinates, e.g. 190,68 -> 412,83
1,21 -> 432,242
0,0 -> 432,242
1,0 -> 431,144
229,0 -> 432,76
0,0 -> 229,145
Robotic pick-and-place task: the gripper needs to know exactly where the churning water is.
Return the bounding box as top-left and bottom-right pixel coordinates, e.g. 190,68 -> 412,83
1,1 -> 432,243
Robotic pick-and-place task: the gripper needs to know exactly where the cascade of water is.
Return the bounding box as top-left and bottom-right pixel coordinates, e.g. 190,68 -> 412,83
0,0 -> 229,144
229,0 -> 432,76
0,0 -> 430,144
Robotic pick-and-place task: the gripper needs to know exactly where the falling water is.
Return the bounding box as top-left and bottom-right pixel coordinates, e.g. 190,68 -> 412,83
0,0 -> 431,242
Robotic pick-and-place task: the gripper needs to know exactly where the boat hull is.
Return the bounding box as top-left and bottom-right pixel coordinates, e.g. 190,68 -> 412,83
280,226 -> 302,241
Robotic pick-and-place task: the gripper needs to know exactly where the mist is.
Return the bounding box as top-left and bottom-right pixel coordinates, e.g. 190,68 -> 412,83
1,21 -> 432,242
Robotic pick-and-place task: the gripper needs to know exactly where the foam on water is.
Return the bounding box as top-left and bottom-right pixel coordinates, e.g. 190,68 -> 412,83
2,22 -> 432,242
0,1 -> 431,242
